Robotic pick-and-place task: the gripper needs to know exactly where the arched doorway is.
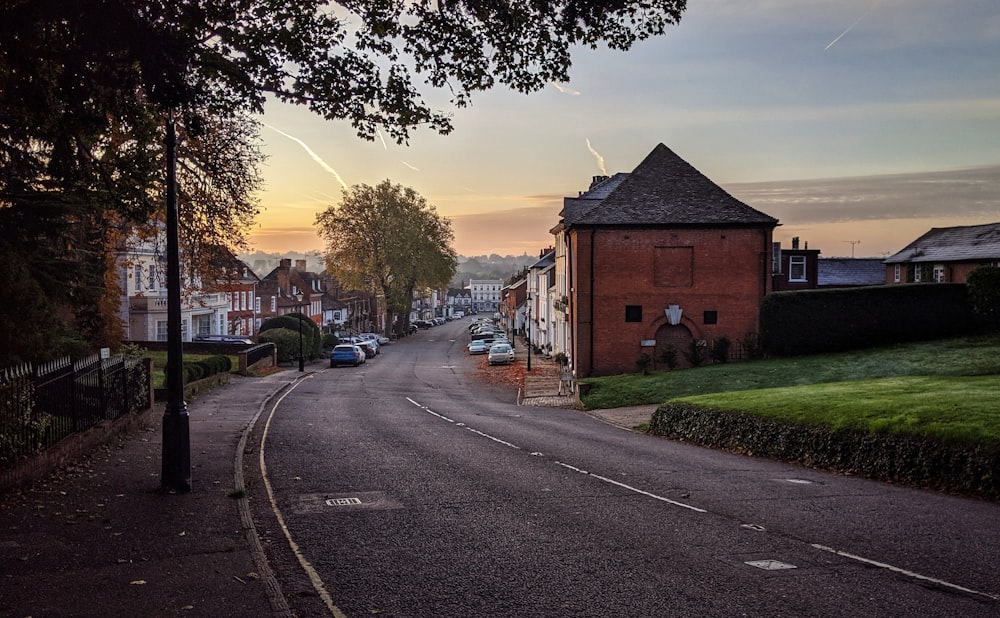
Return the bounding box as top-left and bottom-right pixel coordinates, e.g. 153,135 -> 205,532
653,323 -> 694,369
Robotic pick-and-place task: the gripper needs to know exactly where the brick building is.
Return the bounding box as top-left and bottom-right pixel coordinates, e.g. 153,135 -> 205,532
550,144 -> 779,377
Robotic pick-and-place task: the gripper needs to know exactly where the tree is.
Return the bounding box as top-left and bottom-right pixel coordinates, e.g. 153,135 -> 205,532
967,266 -> 1000,327
1,0 -> 688,360
316,181 -> 457,335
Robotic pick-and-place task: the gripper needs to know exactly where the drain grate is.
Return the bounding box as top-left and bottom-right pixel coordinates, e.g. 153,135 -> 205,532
326,497 -> 363,506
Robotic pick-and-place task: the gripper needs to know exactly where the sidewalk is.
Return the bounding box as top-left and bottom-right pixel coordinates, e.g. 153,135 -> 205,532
0,369 -> 302,618
514,343 -> 658,430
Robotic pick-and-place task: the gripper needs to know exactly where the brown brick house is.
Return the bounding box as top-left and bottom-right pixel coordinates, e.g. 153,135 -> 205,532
883,222 -> 1000,284
550,144 -> 779,377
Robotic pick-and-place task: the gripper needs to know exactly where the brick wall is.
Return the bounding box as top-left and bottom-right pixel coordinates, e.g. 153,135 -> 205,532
572,226 -> 772,376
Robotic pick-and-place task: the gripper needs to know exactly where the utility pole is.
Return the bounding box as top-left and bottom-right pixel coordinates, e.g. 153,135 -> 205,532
841,240 -> 861,258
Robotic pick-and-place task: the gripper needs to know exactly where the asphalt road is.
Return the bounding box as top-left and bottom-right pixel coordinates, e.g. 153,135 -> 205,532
244,319 -> 1000,618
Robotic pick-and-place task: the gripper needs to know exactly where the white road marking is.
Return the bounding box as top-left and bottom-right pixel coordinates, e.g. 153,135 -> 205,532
410,398 -> 705,514
811,544 -> 999,601
263,378 -> 347,618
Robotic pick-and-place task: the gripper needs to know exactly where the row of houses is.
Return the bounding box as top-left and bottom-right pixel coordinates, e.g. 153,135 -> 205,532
116,229 -> 514,343
116,237 -> 380,341
497,144 -> 1000,377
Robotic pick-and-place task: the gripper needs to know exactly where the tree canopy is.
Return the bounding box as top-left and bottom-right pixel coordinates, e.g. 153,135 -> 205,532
316,181 -> 457,334
0,0 -> 687,363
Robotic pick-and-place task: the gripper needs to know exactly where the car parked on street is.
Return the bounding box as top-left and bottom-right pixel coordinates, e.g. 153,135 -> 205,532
467,340 -> 489,355
330,344 -> 365,367
487,343 -> 515,365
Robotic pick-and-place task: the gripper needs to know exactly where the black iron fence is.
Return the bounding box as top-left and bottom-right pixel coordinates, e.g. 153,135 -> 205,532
0,353 -> 151,469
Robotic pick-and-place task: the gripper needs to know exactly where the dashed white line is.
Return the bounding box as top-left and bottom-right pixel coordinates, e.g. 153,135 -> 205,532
410,398 -> 704,514
811,544 -> 999,601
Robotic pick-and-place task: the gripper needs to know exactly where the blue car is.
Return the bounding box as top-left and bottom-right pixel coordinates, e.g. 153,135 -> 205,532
330,344 -> 365,367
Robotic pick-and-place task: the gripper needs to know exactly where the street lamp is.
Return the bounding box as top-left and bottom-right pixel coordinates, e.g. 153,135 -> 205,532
296,291 -> 305,372
526,295 -> 532,372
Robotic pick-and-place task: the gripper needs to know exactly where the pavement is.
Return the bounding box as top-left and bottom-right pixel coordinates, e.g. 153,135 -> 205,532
0,354 -> 658,618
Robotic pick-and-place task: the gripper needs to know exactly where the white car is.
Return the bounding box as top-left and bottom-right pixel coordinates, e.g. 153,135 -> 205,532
487,343 -> 515,365
361,332 -> 390,345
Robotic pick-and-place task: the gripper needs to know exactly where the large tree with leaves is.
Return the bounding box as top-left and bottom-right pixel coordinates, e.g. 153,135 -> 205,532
1,0 -> 687,362
316,181 -> 457,335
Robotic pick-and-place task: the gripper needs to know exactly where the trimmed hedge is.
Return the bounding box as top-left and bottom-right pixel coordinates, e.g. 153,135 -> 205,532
260,313 -> 320,359
760,284 -> 979,356
164,354 -> 233,386
649,403 -> 999,500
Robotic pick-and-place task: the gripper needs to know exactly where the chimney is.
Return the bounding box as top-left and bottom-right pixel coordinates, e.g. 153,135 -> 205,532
295,259 -> 307,270
792,237 -> 800,250
589,175 -> 609,190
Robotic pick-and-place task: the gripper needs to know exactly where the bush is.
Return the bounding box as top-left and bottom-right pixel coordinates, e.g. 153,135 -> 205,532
711,336 -> 731,363
684,340 -> 706,366
761,284 -> 978,356
636,353 -> 652,375
261,313 -> 320,359
258,328 -> 302,363
967,266 -> 1000,327
322,333 -> 340,349
657,344 -> 679,370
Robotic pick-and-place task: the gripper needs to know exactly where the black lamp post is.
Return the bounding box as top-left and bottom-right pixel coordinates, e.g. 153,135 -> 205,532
526,295 -> 532,372
161,116 -> 191,493
296,291 -> 305,372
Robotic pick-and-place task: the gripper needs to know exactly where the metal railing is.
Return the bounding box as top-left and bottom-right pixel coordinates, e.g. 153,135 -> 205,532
0,353 -> 151,469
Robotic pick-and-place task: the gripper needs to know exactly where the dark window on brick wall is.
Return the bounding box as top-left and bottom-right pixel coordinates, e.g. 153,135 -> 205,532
703,310 -> 718,325
625,305 -> 643,322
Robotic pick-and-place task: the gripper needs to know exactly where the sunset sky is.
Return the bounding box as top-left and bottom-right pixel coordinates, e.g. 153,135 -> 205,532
250,0 -> 1000,259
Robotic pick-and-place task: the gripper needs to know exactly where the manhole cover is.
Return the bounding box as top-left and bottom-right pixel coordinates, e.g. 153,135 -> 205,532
745,560 -> 797,571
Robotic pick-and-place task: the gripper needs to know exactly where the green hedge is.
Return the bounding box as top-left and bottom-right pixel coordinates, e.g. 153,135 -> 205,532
260,313 -> 320,359
164,354 -> 233,386
650,403 -> 998,500
760,284 -> 979,356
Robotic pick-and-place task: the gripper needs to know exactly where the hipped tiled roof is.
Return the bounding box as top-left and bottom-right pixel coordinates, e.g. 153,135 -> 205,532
563,144 -> 778,227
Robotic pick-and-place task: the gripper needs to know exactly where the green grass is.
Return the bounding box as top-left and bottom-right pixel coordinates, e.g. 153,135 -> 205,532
145,350 -> 239,389
579,332 -> 1000,448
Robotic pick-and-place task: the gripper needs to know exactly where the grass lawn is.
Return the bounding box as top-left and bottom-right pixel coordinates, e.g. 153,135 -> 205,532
144,350 -> 239,389
579,332 -> 1000,448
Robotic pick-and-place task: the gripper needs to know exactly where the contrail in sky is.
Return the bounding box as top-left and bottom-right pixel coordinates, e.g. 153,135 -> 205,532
376,128 -> 388,150
586,138 -> 607,175
550,82 -> 581,96
264,123 -> 350,191
402,161 -> 420,171
826,0 -> 882,50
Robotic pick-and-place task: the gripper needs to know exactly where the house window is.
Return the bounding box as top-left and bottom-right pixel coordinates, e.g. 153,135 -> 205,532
270,296 -> 277,312
894,264 -> 901,283
156,320 -> 168,341
703,311 -> 718,325
149,264 -> 157,290
625,305 -> 642,322
135,266 -> 143,292
255,297 -> 261,313
933,265 -> 945,283
789,256 -> 807,282
914,266 -> 922,282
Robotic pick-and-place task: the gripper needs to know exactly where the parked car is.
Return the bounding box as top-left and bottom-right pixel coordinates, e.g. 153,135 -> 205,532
362,332 -> 390,345
193,335 -> 254,344
352,335 -> 380,354
487,343 -> 515,365
330,344 -> 365,367
467,340 -> 489,355
350,338 -> 378,358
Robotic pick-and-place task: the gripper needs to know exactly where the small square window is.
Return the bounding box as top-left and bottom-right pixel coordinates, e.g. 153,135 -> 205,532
625,305 -> 642,322
703,311 -> 718,325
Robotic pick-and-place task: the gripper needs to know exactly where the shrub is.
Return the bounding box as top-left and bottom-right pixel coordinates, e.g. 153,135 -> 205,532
684,340 -> 706,366
711,336 -> 731,363
261,313 -> 320,359
258,328 -> 301,363
657,344 -> 679,370
322,333 -> 340,349
967,266 -> 1000,327
636,352 -> 652,375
